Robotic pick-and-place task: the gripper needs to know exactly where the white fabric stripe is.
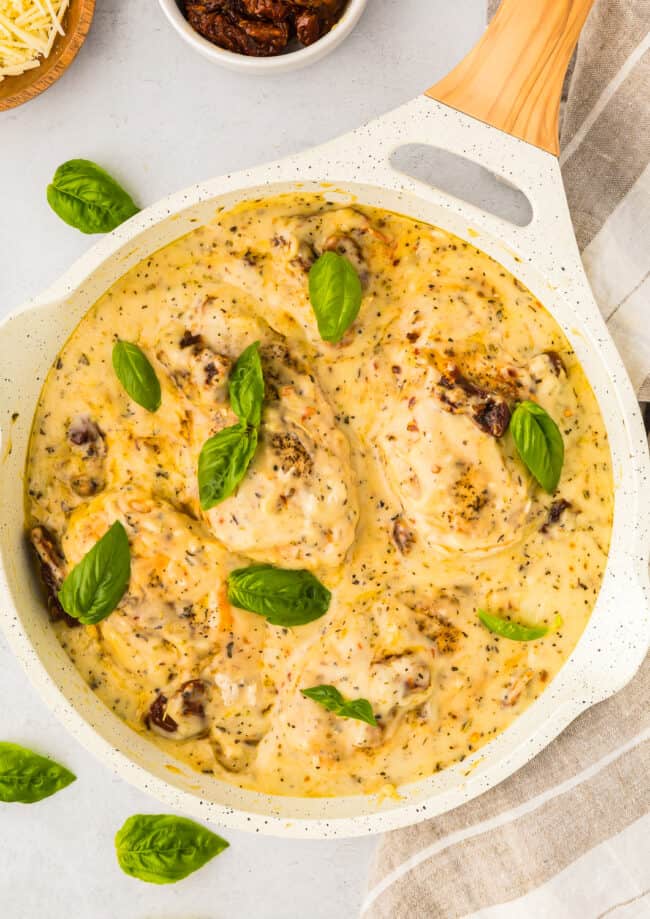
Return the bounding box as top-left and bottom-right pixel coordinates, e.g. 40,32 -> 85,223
361,728 -> 650,915
608,270 -> 650,323
580,163 -> 650,394
462,814 -> 650,919
600,891 -> 650,919
582,164 -> 650,320
608,274 -> 650,393
560,29 -> 650,166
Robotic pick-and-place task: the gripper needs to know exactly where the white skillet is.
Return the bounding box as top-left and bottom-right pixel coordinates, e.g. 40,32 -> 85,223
1,0 -> 648,838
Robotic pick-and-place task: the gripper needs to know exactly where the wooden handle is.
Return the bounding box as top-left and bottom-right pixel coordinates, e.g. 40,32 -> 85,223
425,0 -> 595,155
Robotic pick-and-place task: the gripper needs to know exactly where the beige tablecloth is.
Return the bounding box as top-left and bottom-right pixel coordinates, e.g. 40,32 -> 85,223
363,2 -> 650,916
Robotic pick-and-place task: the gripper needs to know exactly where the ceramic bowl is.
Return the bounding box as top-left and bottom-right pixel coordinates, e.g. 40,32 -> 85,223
157,0 -> 368,74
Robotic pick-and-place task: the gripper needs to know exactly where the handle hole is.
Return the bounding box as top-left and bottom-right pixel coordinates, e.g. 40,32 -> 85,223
390,144 -> 533,228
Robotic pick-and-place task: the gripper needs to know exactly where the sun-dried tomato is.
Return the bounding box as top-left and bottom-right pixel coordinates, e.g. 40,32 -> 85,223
184,0 -> 348,55
295,10 -> 321,45
147,694 -> 178,733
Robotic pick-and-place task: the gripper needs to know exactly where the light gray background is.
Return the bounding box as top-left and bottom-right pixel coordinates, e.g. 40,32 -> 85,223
0,2 -> 485,917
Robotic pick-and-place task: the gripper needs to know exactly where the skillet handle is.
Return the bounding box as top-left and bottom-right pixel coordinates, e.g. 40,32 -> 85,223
425,0 -> 595,156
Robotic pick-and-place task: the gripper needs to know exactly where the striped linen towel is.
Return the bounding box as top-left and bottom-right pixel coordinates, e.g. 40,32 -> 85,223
363,1 -> 650,916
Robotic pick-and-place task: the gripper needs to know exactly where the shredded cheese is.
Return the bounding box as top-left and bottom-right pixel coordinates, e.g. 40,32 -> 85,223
0,0 -> 70,81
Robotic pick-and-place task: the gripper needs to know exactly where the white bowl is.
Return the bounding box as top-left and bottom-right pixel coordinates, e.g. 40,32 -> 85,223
157,0 -> 368,74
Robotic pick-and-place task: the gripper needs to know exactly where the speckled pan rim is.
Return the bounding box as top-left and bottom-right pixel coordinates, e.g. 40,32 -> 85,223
156,0 -> 369,74
1,96 -> 648,838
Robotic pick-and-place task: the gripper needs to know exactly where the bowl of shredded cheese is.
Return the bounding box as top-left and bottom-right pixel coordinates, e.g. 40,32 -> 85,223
0,0 -> 94,112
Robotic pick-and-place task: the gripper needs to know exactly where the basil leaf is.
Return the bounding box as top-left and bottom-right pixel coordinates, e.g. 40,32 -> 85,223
227,564 -> 331,627
46,159 -> 139,234
58,521 -> 131,625
229,341 -> 264,427
115,814 -> 228,885
510,400 -> 564,494
0,742 -> 76,803
198,343 -> 263,508
308,251 -> 363,344
301,685 -> 377,726
112,341 -> 161,412
198,423 -> 258,510
478,609 -> 550,641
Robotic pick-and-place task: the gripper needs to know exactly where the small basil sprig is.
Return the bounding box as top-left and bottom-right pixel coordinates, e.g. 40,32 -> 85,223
115,814 -> 228,885
112,341 -> 162,412
308,251 -> 363,344
301,685 -> 377,726
478,609 -> 556,642
229,341 -> 264,428
58,521 -> 131,625
47,159 -> 139,234
510,400 -> 564,494
198,342 -> 264,509
227,564 -> 331,627
0,742 -> 76,803
198,423 -> 258,510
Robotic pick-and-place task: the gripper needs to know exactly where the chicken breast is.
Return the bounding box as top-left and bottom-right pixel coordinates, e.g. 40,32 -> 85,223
367,314 -> 576,555
59,489 -> 229,697
255,597 -> 437,781
205,369 -> 358,569
154,294 -> 359,568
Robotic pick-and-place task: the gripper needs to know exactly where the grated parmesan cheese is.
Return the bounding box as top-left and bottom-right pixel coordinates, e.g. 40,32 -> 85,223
0,0 -> 70,82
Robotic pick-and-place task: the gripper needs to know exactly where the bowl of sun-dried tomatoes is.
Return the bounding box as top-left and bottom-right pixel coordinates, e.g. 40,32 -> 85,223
159,0 -> 368,72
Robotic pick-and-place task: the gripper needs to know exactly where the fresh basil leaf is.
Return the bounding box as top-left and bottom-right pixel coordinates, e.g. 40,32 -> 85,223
198,423 -> 258,510
301,685 -> 377,726
0,742 -> 76,803
229,341 -> 264,427
46,159 -> 139,234
478,609 -> 550,641
58,521 -> 131,625
112,341 -> 161,412
227,564 -> 331,627
510,400 -> 564,494
115,814 -> 228,885
308,251 -> 363,344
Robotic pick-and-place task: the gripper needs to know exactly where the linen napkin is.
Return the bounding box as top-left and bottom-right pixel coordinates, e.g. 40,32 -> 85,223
363,2 -> 650,916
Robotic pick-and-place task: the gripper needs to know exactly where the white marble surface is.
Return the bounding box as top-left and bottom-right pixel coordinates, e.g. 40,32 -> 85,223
0,2 -> 484,916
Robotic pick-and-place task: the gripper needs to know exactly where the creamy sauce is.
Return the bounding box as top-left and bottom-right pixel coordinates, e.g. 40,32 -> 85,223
25,195 -> 613,797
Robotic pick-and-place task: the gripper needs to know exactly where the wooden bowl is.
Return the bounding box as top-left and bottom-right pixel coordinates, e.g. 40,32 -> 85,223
0,0 -> 95,113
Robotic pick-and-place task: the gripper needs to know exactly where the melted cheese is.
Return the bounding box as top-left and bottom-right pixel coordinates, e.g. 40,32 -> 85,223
25,195 -> 614,797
